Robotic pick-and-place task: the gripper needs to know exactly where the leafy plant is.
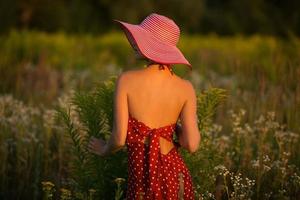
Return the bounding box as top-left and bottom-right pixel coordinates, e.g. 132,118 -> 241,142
55,76 -> 127,199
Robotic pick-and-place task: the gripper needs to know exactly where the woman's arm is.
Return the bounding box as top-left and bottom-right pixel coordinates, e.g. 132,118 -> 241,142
177,81 -> 201,153
88,72 -> 129,157
104,72 -> 129,155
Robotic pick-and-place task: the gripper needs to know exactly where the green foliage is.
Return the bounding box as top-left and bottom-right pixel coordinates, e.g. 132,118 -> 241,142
182,88 -> 227,195
93,76 -> 117,129
55,106 -> 93,193
196,88 -> 227,131
55,76 -> 128,199
1,82 -> 299,199
1,31 -> 300,199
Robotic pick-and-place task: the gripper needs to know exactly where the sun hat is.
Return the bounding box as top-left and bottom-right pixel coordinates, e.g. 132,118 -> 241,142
114,13 -> 192,69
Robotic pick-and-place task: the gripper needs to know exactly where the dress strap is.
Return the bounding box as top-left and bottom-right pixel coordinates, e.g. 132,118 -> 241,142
160,64 -> 174,75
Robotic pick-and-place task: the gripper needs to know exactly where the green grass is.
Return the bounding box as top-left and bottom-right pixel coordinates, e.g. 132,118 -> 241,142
0,31 -> 299,199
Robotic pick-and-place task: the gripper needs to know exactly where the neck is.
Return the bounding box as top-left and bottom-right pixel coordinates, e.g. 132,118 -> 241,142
146,63 -> 173,75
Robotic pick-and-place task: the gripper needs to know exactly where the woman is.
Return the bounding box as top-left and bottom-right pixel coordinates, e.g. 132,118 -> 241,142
88,13 -> 201,200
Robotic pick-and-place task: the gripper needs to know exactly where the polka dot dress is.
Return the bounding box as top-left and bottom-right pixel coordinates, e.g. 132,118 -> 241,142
125,114 -> 195,200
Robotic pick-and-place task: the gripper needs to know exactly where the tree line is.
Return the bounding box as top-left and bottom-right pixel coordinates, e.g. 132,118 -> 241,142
0,0 -> 299,37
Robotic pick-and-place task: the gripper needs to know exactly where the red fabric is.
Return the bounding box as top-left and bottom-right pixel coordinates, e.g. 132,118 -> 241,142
126,114 -> 195,200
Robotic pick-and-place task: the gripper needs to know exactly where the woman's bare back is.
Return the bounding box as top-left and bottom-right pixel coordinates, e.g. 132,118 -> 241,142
119,64 -> 200,154
126,65 -> 186,127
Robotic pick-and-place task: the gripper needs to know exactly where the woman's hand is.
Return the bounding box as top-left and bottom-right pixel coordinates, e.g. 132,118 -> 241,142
87,136 -> 107,156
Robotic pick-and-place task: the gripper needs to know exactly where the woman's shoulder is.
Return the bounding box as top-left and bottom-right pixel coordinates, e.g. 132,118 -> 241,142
115,70 -> 138,89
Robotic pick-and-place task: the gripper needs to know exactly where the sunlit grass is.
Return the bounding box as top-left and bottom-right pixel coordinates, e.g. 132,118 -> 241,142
0,31 -> 299,199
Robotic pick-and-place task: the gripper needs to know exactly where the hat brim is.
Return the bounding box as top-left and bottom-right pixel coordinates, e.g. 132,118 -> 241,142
114,20 -> 192,69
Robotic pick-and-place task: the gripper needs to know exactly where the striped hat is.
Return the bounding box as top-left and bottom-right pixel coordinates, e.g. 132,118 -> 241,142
114,13 -> 192,69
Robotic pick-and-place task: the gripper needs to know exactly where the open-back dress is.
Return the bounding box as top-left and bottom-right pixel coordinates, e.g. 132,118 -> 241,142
125,113 -> 195,200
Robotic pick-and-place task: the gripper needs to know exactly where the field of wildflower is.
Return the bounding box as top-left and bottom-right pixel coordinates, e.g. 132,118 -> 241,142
0,31 -> 299,199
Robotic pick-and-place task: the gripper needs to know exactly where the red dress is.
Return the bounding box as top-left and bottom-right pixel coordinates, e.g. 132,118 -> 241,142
125,114 -> 195,200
